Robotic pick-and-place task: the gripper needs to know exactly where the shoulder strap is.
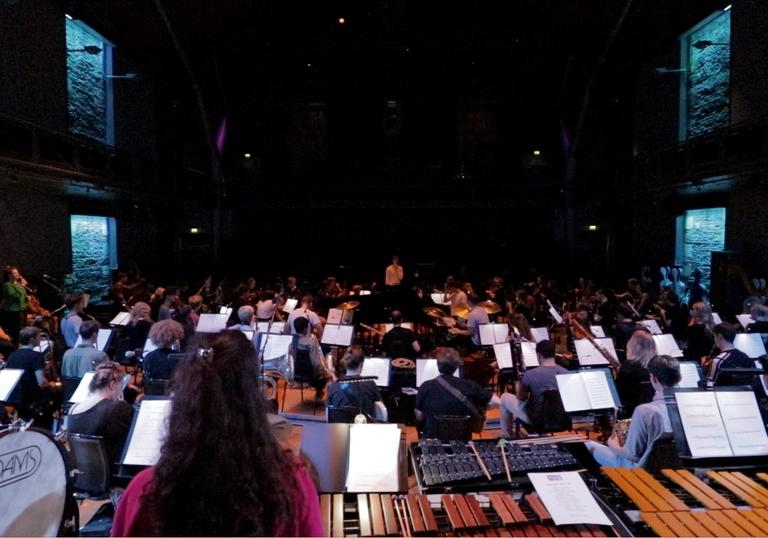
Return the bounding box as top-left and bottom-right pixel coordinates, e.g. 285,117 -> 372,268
435,375 -> 481,419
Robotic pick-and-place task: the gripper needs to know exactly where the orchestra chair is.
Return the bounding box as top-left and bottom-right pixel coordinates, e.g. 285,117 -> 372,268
640,433 -> 682,474
435,415 -> 473,442
280,349 -> 322,414
67,433 -> 110,500
514,389 -> 573,438
143,376 -> 168,396
326,405 -> 360,423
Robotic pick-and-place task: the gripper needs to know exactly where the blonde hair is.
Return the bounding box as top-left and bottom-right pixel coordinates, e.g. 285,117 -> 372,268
131,301 -> 151,322
691,301 -> 714,332
626,330 -> 657,367
149,319 -> 185,348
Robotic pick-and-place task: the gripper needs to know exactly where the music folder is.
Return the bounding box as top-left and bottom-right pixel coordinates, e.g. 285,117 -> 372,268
556,369 -> 620,412
196,313 -> 229,333
653,334 -> 683,358
670,387 -> 768,460
0,369 -> 23,402
574,338 -> 618,366
75,328 -> 113,352
415,358 -> 460,387
479,323 -> 509,346
733,332 -> 767,358
320,324 -> 355,346
109,311 -> 132,326
530,327 -> 549,343
359,357 -> 391,387
121,397 -> 172,467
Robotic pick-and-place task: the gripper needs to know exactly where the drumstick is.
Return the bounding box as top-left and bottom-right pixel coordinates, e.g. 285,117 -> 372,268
469,441 -> 492,481
497,439 -> 513,484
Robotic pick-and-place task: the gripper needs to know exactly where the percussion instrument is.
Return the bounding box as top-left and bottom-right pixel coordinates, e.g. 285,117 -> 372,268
0,426 -> 76,536
423,306 -> 446,319
478,300 -> 502,315
597,466 -> 768,537
338,300 -> 361,311
451,303 -> 471,320
320,491 -> 616,537
391,358 -> 416,369
435,317 -> 456,328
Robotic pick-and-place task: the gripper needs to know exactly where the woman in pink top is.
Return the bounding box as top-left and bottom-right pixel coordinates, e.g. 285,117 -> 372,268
111,331 -> 323,536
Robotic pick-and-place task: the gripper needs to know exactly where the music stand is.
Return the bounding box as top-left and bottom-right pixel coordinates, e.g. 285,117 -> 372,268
415,358 -> 460,387
75,329 -> 113,352
0,369 -> 23,403
359,358 -> 391,388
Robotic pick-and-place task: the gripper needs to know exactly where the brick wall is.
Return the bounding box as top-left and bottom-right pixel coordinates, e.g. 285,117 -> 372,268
65,18 -> 107,142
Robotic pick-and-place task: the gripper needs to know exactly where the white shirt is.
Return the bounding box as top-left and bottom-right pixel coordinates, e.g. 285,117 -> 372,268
286,307 -> 322,334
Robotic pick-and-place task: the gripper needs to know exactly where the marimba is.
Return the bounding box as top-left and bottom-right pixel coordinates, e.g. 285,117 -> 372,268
320,491 -> 616,537
600,467 -> 768,537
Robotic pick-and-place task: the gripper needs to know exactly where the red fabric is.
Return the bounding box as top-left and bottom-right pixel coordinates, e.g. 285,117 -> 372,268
111,462 -> 323,537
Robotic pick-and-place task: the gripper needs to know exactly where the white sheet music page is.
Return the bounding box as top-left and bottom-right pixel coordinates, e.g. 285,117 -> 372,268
712,312 -> 723,325
123,399 -> 172,466
677,362 -> 700,388
196,313 -> 229,333
531,327 -> 549,343
479,324 -> 496,346
736,314 -> 753,330
528,472 -> 612,526
360,358 -> 390,386
493,343 -> 514,369
282,298 -> 298,314
674,391 -> 732,458
590,326 -> 606,338
640,320 -> 663,335
69,372 -> 96,403
581,370 -> 616,409
0,369 -> 23,401
653,334 -> 683,358
733,333 -> 767,359
110,312 -> 131,326
549,307 -> 563,325
263,335 -> 294,361
493,324 -> 508,343
715,391 -> 768,456
338,325 -> 355,346
574,339 -> 610,366
320,325 -> 340,345
327,308 -> 343,325
520,341 -> 539,368
345,424 -> 400,492
556,373 -> 591,412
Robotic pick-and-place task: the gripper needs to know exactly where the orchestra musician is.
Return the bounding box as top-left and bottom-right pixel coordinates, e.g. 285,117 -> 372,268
110,272 -> 143,314
289,317 -> 334,399
615,330 -> 657,418
585,354 -> 680,468
285,295 -> 323,335
5,326 -> 53,428
60,293 -> 90,348
233,305 -> 256,332
142,320 -> 185,381
326,346 -> 385,421
1,266 -> 28,342
381,310 -> 420,358
683,301 -> 715,362
704,322 -> 753,385
385,255 -> 404,289
448,293 -> 489,350
61,320 -> 109,378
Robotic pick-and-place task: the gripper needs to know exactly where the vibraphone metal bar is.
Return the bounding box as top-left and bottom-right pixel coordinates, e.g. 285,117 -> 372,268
319,492 -> 614,537
601,467 -> 768,537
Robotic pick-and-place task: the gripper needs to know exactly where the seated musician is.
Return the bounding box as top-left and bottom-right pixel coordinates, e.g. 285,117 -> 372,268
585,354 -> 680,468
704,322 -> 753,386
611,303 -> 638,362
121,302 -> 153,363
448,293 -> 490,349
327,346 -> 385,421
285,294 -> 323,335
289,317 -> 333,399
256,290 -> 281,321
382,310 -> 420,358
6,326 -> 52,427
112,331 -> 323,536
499,340 -> 570,437
142,319 -> 185,381
60,293 -> 88,348
414,347 -> 494,438
61,320 -> 109,378
66,361 -> 134,472
683,301 -> 714,362
746,304 -> 768,334
233,305 -> 255,332
615,330 -> 657,418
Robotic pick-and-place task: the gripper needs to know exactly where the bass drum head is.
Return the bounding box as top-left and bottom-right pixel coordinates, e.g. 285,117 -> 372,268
0,428 -> 68,537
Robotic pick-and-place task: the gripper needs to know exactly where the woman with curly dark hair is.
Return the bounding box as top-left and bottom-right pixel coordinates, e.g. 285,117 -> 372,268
111,330 -> 323,536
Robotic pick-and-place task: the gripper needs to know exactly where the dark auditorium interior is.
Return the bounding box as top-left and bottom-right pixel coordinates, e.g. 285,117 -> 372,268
2,1 -> 768,537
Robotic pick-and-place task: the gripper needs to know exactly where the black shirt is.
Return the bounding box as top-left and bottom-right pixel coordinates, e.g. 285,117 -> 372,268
713,348 -> 754,386
5,348 -> 45,406
382,326 -> 418,359
615,361 -> 654,418
684,324 -> 714,362
67,398 -> 134,467
327,376 -> 382,419
143,348 -> 180,380
124,320 -> 152,351
415,374 -> 492,438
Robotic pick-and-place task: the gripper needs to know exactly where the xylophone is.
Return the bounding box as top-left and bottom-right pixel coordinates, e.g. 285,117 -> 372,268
599,467 -> 768,537
319,491 -> 617,537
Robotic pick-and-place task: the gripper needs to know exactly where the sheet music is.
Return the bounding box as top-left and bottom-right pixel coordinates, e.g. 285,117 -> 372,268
712,312 -> 723,325
109,312 -> 132,326
219,306 -> 233,316
196,313 -> 229,333
258,334 -> 294,361
327,308 -> 343,325
122,399 -> 172,466
360,358 -> 391,387
479,324 -> 507,346
556,373 -> 592,412
520,341 -> 539,368
416,358 -> 459,387
581,370 -> 616,409
430,293 -> 449,305
715,391 -> 768,456
675,391 -> 732,458
33,339 -> 51,353
320,324 -> 355,346
69,372 -> 96,403
143,338 -> 158,355
590,326 -> 606,338
531,327 -> 549,343
528,472 -> 612,526
383,322 -> 413,332
242,330 -> 254,341
493,343 -> 514,369
345,424 -> 400,492
359,290 -> 371,296
757,360 -> 768,395
0,369 -> 23,401
256,321 -> 286,334
733,333 -> 767,358
640,319 -> 663,335
282,298 -> 298,314
75,329 -> 112,351
574,338 -> 615,366
548,306 -> 563,325
677,362 -> 701,388
653,334 -> 684,358
736,314 -> 753,330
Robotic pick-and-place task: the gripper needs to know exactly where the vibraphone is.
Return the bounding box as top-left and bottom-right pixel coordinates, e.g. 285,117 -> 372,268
600,467 -> 768,537
319,491 -> 617,537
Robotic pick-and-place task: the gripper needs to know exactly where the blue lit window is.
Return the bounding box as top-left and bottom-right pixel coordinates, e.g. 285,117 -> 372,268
675,207 -> 726,292
66,215 -> 117,295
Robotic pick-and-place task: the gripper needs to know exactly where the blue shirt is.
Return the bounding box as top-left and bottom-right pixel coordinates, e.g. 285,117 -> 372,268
61,312 -> 83,348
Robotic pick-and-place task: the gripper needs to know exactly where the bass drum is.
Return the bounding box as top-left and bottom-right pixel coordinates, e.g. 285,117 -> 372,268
0,427 -> 75,536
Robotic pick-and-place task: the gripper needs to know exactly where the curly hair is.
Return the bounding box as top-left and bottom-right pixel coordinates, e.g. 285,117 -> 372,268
143,330 -> 297,535
130,302 -> 151,323
148,319 -> 185,348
